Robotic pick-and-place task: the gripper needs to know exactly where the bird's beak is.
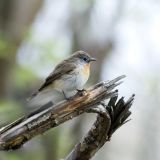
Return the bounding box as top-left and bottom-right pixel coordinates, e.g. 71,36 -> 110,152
90,57 -> 97,62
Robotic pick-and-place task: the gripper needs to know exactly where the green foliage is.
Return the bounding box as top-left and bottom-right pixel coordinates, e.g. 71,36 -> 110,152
58,132 -> 73,159
0,153 -> 22,160
0,34 -> 15,59
0,100 -> 23,124
13,66 -> 37,89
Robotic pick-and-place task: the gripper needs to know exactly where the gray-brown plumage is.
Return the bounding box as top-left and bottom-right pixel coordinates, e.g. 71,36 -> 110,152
28,51 -> 96,107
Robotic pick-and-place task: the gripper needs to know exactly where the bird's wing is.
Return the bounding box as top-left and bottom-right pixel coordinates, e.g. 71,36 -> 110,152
38,60 -> 76,91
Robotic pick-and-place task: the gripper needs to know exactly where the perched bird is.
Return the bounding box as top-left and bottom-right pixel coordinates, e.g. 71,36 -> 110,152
28,50 -> 96,107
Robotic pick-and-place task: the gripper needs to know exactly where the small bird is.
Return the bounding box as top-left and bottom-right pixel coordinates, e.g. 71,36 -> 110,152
28,50 -> 96,107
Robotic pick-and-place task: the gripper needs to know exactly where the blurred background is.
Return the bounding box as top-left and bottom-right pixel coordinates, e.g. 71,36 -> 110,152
0,0 -> 160,160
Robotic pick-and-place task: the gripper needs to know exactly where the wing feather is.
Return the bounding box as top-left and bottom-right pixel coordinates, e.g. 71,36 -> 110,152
38,60 -> 76,91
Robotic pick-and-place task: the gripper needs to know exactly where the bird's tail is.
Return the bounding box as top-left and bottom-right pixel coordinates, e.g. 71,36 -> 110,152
27,89 -> 65,108
27,91 -> 39,101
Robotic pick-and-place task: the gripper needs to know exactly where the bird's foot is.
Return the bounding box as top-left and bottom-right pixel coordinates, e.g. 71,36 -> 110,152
76,89 -> 87,96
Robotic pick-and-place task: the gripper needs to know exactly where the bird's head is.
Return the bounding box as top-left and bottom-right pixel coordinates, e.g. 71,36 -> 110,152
71,51 -> 96,64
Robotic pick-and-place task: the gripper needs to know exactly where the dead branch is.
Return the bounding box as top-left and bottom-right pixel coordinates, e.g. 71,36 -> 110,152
0,75 -> 133,159
65,94 -> 134,160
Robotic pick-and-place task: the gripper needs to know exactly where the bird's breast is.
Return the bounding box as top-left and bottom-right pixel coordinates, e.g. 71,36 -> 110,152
82,63 -> 90,79
75,63 -> 90,90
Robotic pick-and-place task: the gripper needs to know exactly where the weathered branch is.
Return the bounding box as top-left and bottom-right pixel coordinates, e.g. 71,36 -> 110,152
0,75 -> 133,159
65,94 -> 134,160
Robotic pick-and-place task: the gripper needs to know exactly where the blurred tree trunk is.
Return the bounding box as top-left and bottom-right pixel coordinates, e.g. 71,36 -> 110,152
68,1 -> 125,156
0,0 -> 43,99
68,1 -> 113,146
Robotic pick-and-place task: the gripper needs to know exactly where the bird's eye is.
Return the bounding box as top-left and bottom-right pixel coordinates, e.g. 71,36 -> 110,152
83,57 -> 88,62
83,57 -> 87,61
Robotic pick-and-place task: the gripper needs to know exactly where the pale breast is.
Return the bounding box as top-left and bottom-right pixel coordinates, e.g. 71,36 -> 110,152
50,63 -> 90,92
75,63 -> 90,90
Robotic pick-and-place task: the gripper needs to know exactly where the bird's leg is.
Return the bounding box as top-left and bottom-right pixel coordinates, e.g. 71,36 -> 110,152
62,90 -> 69,100
76,88 -> 87,96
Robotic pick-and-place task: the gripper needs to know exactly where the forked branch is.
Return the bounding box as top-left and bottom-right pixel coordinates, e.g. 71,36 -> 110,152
0,75 -> 134,160
65,94 -> 134,160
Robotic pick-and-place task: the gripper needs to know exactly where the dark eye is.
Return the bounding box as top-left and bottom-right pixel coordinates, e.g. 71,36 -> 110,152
83,57 -> 88,62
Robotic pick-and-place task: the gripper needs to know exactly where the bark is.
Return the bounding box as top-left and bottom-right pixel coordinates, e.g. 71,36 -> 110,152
65,94 -> 134,160
0,75 -> 134,160
0,75 -> 125,150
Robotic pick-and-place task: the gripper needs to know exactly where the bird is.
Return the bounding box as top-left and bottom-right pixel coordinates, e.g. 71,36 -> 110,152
28,50 -> 96,107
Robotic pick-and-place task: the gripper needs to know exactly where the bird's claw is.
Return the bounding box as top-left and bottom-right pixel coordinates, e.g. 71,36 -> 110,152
76,89 -> 87,96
